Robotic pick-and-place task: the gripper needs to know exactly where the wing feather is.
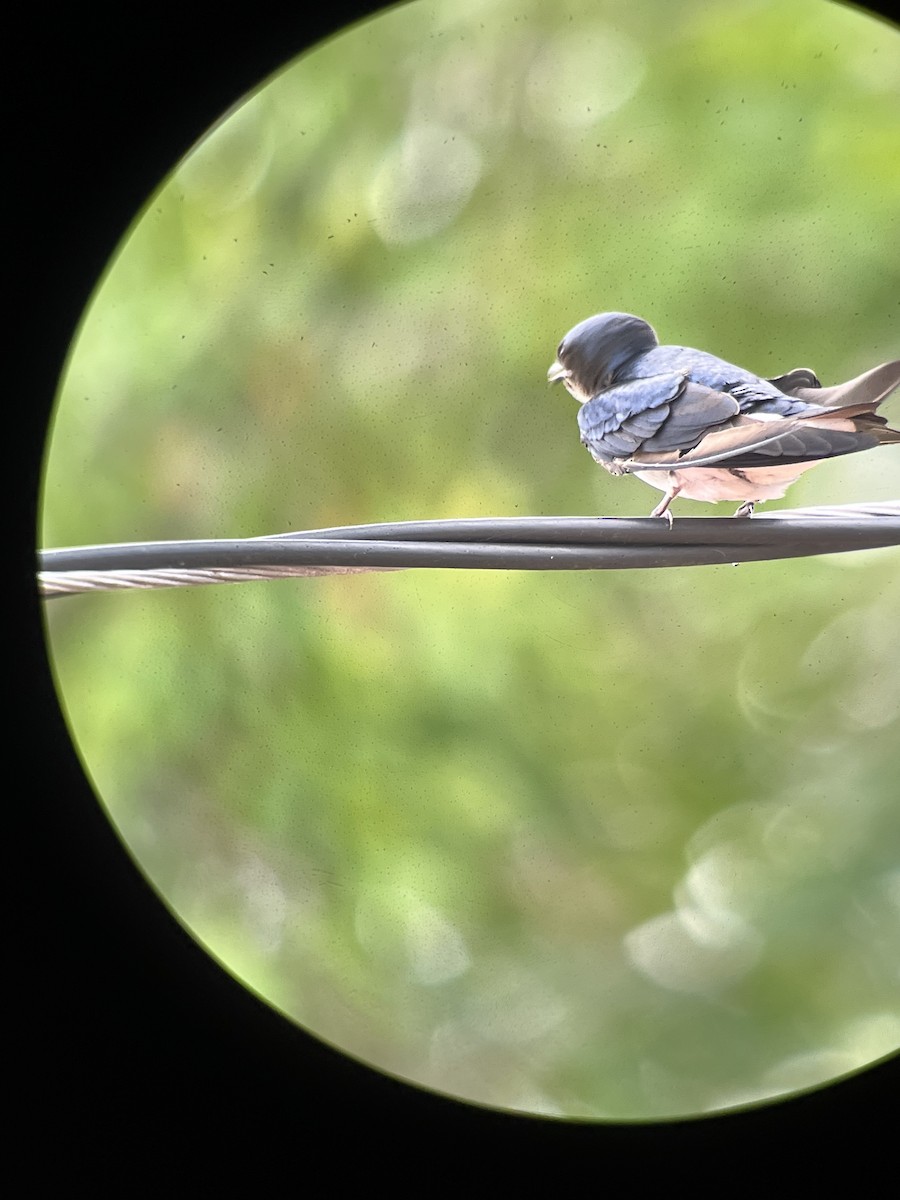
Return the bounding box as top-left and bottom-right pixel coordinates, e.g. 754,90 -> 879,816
577,373 -> 739,460
619,408 -> 891,472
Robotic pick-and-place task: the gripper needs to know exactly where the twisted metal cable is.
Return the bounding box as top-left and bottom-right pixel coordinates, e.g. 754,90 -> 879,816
37,501 -> 900,598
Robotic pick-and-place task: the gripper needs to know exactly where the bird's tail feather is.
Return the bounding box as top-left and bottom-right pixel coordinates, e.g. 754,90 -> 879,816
783,359 -> 900,410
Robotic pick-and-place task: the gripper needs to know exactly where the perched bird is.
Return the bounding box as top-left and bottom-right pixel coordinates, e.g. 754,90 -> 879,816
548,312 -> 900,520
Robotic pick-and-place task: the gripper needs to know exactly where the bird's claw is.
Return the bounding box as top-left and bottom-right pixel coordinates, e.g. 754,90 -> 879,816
650,489 -> 678,529
733,501 -> 756,518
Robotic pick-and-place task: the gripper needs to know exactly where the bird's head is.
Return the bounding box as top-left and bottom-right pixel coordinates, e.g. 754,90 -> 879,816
548,312 -> 658,401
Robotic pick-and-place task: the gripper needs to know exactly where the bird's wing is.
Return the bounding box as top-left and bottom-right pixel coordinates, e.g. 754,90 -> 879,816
620,404 -> 894,473
576,373 -> 739,460
726,380 -> 814,415
638,382 -> 742,452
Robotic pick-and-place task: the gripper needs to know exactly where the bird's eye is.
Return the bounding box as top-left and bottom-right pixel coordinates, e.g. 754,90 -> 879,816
557,341 -> 565,357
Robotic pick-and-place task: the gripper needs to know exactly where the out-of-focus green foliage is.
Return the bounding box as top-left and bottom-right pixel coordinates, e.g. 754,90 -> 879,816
42,0 -> 899,1119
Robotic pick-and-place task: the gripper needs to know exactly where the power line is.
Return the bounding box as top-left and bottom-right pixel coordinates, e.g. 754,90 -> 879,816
38,502 -> 900,599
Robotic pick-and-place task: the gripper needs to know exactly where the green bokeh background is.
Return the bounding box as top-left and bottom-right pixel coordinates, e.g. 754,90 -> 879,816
41,0 -> 899,1119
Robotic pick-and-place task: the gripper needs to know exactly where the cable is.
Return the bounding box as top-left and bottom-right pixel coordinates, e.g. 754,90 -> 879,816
37,502 -> 900,598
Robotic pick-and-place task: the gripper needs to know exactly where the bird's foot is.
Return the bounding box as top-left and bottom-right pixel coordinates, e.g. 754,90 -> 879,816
650,505 -> 675,530
650,490 -> 678,529
733,501 -> 756,518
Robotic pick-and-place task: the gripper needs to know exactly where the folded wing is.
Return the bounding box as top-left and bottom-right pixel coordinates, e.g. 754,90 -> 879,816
576,373 -> 739,462
577,360 -> 899,474
623,407 -> 894,472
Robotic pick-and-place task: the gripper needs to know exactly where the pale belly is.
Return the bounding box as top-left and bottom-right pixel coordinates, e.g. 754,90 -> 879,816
632,461 -> 824,503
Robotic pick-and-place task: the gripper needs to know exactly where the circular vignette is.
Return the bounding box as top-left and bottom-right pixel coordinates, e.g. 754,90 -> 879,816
38,0 -> 900,1127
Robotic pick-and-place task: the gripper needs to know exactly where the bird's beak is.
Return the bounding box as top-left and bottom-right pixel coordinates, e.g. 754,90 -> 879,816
547,359 -> 570,384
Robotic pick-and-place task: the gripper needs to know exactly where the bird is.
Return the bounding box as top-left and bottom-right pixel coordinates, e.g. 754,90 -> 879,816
547,312 -> 900,522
